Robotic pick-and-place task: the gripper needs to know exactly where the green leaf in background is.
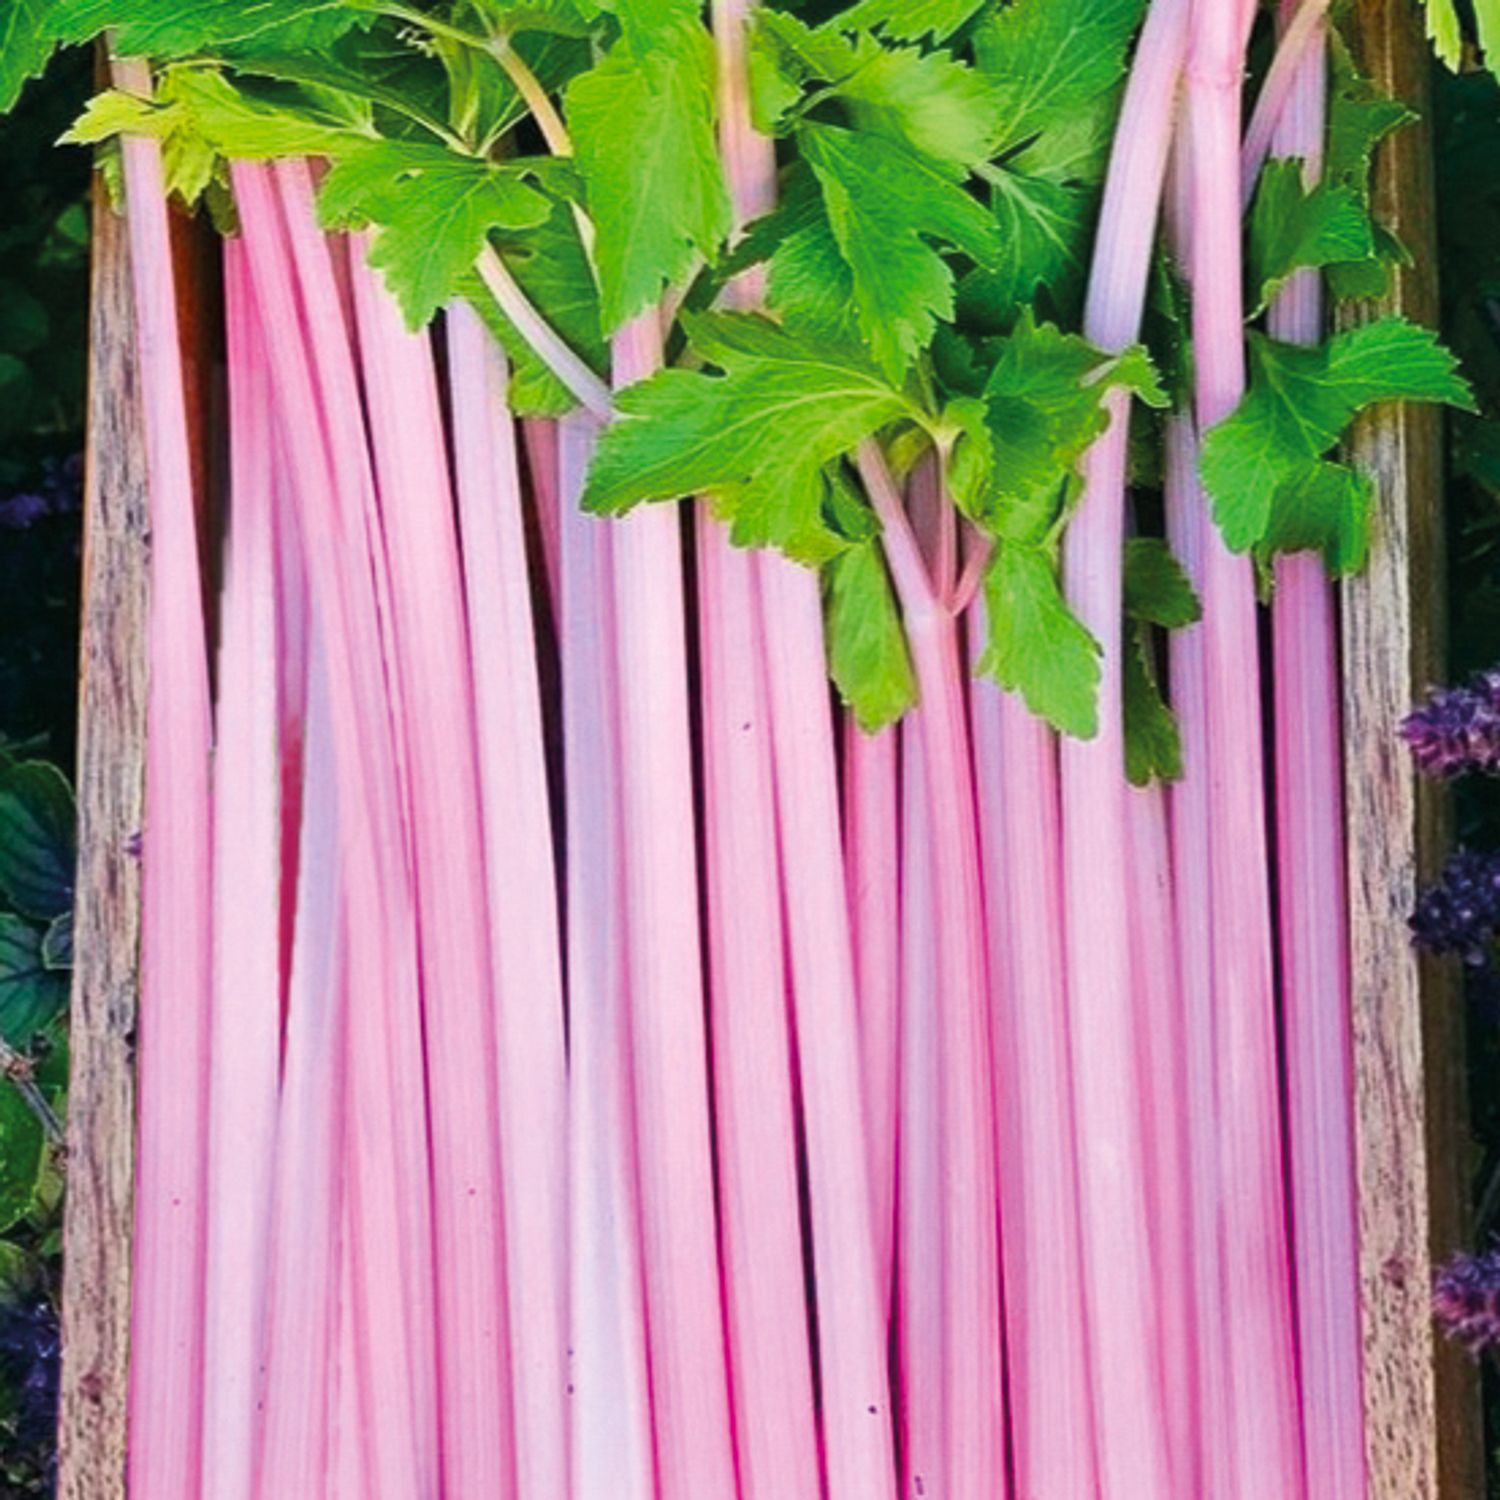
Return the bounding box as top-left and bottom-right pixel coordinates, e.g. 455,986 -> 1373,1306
40,911 -> 71,971
0,916 -> 67,1048
470,0 -> 601,38
832,0 -> 989,43
319,139 -> 553,328
0,1085 -> 43,1236
565,8 -> 729,331
1201,319 -> 1474,557
47,0 -> 366,58
1247,158 -> 1374,316
977,543 -> 1100,738
826,541 -> 917,732
0,0 -> 54,114
456,201 -> 606,416
0,758 -> 74,923
1122,624 -> 1182,786
583,312 -> 917,564
800,122 -> 1000,382
1123,535 -> 1201,629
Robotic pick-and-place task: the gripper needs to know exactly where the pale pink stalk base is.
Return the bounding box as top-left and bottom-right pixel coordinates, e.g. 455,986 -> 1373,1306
201,241 -> 282,1500
1268,13 -> 1367,1495
1162,407 -> 1234,1500
1061,4 -> 1187,1490
351,250 -> 518,1499
896,718 -> 946,1500
114,54 -> 215,1500
610,313 -> 738,1500
969,613 -> 1097,1500
556,409 -> 656,1500
233,160 -> 437,1497
1189,4 -> 1306,1492
698,510 -> 820,1500
1126,784 -> 1200,1498
714,7 -> 897,1493
449,301 -> 572,1500
257,641 -> 346,1500
843,719 -> 900,1302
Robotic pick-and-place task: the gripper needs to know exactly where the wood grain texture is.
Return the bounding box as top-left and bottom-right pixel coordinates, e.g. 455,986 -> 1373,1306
1342,4 -> 1482,1497
56,173 -> 148,1500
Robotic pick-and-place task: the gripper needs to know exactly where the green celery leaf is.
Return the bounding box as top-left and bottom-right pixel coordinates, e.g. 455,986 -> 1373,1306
1122,623 -> 1182,785
974,0 -> 1145,160
582,311 -> 918,565
0,759 -> 74,923
1257,458 -> 1375,576
832,0 -> 990,43
319,139 -> 552,328
800,121 -> 1000,382
0,0 -> 54,113
48,0 -> 366,57
1201,319 -> 1475,555
1418,0 -> 1464,67
469,0 -> 602,38
826,542 -> 917,731
0,915 -> 67,1048
565,10 -> 730,331
977,543 -> 1100,738
1123,536 -> 1201,627
1247,158 -> 1374,315
0,1083 -> 44,1235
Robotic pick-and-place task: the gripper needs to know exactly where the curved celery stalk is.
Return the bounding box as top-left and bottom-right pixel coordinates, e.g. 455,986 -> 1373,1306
1188,2 -> 1306,1491
521,416 -> 562,619
1266,10 -> 1367,1495
896,716 -> 945,1500
110,55 -> 215,1500
200,240 -> 282,1500
969,605 -> 1097,1500
843,718 -> 899,1302
554,407 -> 656,1500
233,160 -> 438,1497
713,4 -> 899,1493
610,311 -> 738,1500
351,250 -> 524,1499
1057,1 -> 1187,1490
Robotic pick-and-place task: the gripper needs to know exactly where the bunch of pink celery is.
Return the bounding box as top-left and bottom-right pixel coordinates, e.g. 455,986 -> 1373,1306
106,1 -> 1377,1495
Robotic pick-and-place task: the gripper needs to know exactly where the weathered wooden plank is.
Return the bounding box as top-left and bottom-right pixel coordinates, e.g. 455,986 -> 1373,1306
55,172 -> 147,1500
1343,3 -> 1482,1497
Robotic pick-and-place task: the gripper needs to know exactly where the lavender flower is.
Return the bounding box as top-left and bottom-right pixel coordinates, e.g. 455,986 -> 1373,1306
1409,848 -> 1500,964
1401,670 -> 1500,777
1434,1249 -> 1500,1356
0,453 -> 83,532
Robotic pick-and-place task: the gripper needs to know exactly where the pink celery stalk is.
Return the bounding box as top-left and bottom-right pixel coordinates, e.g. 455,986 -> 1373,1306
1125,782 -> 1199,1496
713,4 -> 900,1492
200,239 -> 282,1500
897,718 -> 945,1500
350,248 -> 521,1499
1188,2 -> 1307,1492
554,407 -> 656,1500
449,299 -> 573,1500
610,311 -> 738,1500
257,637 -> 346,1500
1240,0 -> 1335,196
855,447 -> 1003,1500
1267,9 -> 1367,1494
707,9 -> 821,1494
111,55 -> 215,1500
843,718 -> 899,1302
697,509 -> 820,1500
233,160 -> 437,1497
968,605 -> 1097,1500
1058,0 -> 1188,1491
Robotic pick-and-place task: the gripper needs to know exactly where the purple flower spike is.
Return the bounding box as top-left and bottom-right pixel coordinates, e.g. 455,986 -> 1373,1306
1434,1249 -> 1500,1356
1401,669 -> 1500,778
1409,848 -> 1500,964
